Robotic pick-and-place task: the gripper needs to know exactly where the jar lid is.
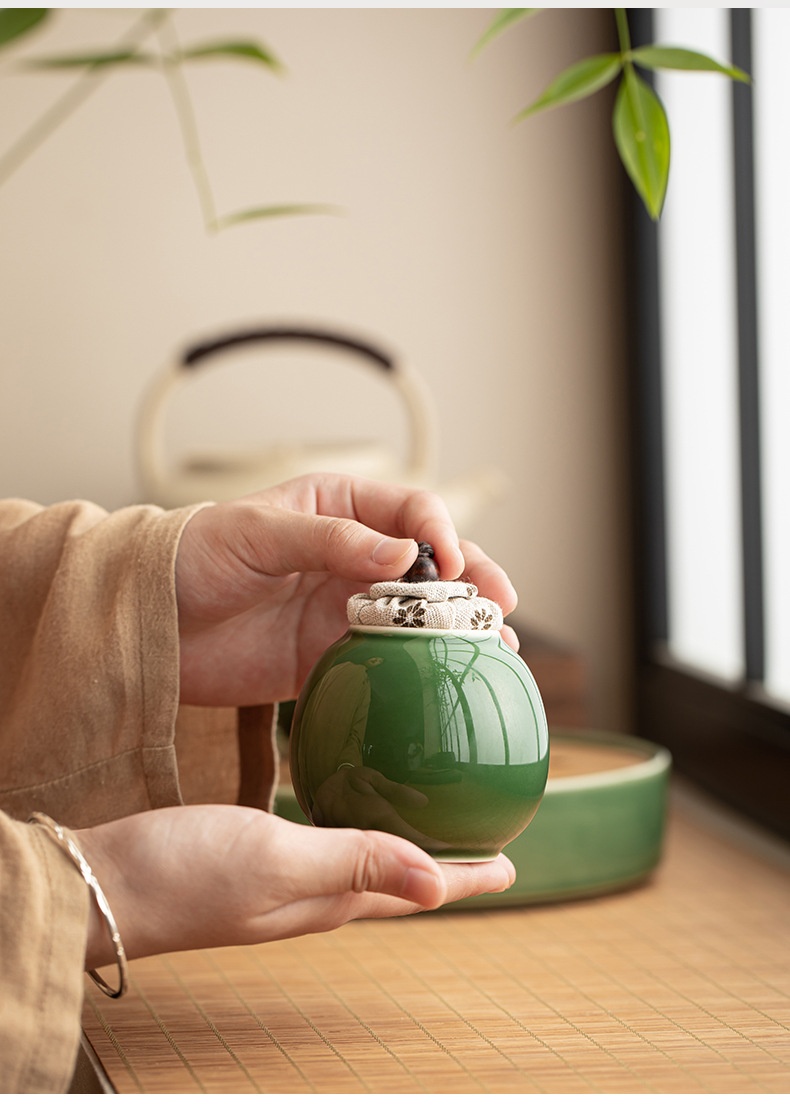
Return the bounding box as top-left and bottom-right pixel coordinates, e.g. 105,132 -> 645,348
346,578 -> 503,632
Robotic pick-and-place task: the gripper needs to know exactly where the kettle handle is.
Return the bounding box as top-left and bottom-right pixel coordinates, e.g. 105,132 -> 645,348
136,323 -> 439,504
182,325 -> 395,372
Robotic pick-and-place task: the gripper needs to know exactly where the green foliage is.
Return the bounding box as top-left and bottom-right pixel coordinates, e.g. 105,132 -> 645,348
177,40 -> 283,71
629,45 -> 748,83
474,7 -> 751,220
22,49 -> 156,69
0,9 -> 49,49
0,9 -> 323,233
613,68 -> 670,221
514,53 -> 623,121
214,203 -> 343,231
24,38 -> 284,73
3,8 -> 753,233
469,8 -> 538,58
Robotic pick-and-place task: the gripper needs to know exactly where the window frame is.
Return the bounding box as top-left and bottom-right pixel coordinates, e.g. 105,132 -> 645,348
627,8 -> 790,842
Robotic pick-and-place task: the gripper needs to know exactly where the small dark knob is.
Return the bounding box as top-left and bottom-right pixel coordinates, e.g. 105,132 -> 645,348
401,541 -> 439,583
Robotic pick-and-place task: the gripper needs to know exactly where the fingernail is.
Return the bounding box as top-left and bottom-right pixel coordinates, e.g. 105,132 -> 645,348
373,537 -> 415,567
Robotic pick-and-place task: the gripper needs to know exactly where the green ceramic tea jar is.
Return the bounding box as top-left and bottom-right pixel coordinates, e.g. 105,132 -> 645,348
289,563 -> 549,862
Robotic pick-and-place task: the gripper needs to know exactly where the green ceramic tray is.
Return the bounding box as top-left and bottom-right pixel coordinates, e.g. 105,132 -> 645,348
274,729 -> 672,907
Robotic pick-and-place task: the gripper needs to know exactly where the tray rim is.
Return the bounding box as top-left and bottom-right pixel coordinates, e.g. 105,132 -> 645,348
546,729 -> 672,794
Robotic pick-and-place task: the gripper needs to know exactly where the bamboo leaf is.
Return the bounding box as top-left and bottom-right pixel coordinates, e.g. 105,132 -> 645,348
214,203 -> 342,231
514,53 -> 623,121
22,49 -> 156,69
630,45 -> 750,84
178,40 -> 283,73
613,68 -> 670,221
0,9 -> 49,50
471,9 -> 540,58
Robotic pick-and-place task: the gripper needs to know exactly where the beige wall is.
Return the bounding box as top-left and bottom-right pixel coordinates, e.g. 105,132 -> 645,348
0,9 -> 632,729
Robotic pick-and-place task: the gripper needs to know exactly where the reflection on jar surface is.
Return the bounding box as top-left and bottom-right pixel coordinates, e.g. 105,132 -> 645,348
289,628 -> 549,862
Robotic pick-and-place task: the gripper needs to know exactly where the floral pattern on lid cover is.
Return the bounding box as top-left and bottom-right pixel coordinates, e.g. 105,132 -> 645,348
346,580 -> 503,632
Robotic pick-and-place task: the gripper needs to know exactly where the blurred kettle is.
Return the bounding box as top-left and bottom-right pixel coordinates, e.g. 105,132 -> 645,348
135,323 -> 507,531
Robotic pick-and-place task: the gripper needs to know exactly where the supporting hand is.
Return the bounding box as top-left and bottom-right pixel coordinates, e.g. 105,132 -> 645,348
77,805 -> 516,967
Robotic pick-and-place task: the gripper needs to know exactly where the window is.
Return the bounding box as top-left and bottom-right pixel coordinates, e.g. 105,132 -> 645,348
629,9 -> 790,840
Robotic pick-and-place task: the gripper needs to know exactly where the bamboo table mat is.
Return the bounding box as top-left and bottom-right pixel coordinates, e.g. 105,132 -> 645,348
80,782 -> 790,1094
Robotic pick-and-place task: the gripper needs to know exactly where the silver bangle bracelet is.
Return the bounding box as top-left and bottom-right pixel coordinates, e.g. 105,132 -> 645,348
28,811 -> 129,999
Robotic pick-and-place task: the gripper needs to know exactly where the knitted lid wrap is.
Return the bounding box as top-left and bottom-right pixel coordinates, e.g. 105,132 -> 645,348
346,579 -> 503,632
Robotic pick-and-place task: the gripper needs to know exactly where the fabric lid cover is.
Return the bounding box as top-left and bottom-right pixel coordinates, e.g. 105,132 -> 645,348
346,579 -> 503,632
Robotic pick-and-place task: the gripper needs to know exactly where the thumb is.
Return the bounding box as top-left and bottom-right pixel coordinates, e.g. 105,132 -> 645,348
280,823 -> 450,908
236,505 -> 420,582
276,823 -> 517,912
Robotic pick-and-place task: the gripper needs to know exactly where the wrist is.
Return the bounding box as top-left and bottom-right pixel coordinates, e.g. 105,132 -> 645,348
28,814 -> 129,997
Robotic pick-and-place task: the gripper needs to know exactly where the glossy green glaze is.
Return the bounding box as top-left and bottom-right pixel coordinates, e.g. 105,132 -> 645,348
277,730 -> 672,904
289,628 -> 549,861
452,732 -> 672,907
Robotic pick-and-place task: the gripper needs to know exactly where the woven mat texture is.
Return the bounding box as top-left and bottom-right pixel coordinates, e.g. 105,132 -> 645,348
81,789 -> 790,1094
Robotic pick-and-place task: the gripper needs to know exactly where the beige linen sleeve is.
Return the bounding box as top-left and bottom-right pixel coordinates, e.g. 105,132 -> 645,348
0,497 -> 201,1092
0,812 -> 89,1093
0,498 -> 201,827
0,497 -> 280,1091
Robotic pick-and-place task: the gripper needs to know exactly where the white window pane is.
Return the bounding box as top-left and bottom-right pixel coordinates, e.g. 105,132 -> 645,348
655,8 -> 743,682
754,11 -> 790,705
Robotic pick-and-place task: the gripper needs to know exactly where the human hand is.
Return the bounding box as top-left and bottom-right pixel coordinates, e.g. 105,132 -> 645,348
76,805 -> 516,968
175,473 -> 518,706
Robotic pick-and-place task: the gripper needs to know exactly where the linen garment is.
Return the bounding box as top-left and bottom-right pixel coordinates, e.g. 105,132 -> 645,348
0,499 -> 277,1093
